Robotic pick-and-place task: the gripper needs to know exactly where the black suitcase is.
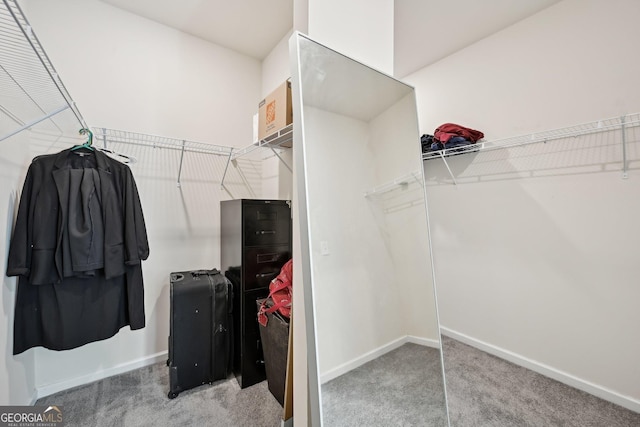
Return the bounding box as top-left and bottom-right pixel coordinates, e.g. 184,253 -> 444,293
167,269 -> 233,399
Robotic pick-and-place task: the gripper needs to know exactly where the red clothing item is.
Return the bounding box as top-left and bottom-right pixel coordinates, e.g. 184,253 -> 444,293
434,123 -> 484,143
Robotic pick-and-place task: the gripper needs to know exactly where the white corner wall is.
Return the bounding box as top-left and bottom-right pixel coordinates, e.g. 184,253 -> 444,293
303,107 -> 406,378
369,94 -> 439,341
0,133 -> 35,405
405,0 -> 640,411
22,0 -> 261,147
260,29 -> 294,201
1,0 -> 263,403
307,0 -> 394,75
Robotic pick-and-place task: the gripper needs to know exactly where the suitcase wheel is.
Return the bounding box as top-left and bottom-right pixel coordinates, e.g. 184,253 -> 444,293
168,391 -> 179,399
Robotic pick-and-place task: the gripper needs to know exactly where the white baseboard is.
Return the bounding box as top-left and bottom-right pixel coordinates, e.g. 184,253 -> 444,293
440,327 -> 640,414
320,335 -> 438,384
36,351 -> 168,400
406,335 -> 440,349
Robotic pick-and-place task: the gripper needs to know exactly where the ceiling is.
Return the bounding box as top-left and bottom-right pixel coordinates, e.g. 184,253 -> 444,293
100,0 -> 561,74
100,0 -> 294,59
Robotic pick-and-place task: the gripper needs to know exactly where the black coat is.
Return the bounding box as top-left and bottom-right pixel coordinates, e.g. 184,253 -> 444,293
7,148 -> 149,354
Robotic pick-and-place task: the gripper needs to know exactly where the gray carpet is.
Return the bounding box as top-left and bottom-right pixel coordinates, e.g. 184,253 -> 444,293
321,343 -> 448,426
35,362 -> 282,427
442,336 -> 640,427
35,338 -> 640,426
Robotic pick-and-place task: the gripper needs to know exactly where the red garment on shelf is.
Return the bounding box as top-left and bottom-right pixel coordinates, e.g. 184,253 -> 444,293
434,123 -> 484,143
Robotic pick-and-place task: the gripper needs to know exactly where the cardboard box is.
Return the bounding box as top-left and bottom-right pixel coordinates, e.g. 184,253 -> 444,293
258,80 -> 292,142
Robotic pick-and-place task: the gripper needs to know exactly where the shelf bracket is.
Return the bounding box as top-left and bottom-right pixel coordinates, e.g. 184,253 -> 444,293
621,115 -> 628,179
220,149 -> 233,190
176,140 -> 186,187
270,148 -> 292,173
100,127 -> 107,149
439,151 -> 458,185
0,104 -> 69,142
231,159 -> 256,198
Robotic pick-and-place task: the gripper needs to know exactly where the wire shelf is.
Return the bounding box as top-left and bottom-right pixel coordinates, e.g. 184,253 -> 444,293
364,170 -> 423,197
0,0 -> 86,142
423,113 -> 640,161
93,127 -> 233,156
231,124 -> 292,159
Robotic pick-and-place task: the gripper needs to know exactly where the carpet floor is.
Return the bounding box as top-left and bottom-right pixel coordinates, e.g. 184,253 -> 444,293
35,338 -> 640,426
321,343 -> 448,426
441,336 -> 640,427
35,363 -> 282,427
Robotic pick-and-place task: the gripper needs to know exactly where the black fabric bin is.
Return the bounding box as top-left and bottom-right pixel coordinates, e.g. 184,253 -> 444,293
256,298 -> 290,406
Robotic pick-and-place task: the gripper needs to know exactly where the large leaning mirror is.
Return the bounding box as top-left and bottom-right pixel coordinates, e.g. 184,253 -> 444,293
290,33 -> 449,426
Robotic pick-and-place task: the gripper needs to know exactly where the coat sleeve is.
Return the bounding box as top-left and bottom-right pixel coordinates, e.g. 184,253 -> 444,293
123,167 -> 149,265
7,164 -> 35,277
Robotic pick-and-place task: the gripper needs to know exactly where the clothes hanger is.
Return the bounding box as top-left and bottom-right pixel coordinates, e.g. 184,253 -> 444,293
71,128 -> 137,164
71,128 -> 95,151
99,147 -> 137,164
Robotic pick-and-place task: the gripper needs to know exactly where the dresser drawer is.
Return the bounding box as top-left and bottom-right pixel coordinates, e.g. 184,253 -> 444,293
243,246 -> 291,290
243,203 -> 291,247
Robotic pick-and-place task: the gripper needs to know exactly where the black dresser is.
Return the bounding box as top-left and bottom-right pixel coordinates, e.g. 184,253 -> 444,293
220,199 -> 292,388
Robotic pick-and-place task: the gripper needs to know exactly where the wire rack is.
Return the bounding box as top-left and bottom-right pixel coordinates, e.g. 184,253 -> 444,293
93,127 -> 233,156
93,127 -> 234,187
0,0 -> 86,142
423,113 -> 640,160
230,123 -> 293,159
367,113 -> 640,193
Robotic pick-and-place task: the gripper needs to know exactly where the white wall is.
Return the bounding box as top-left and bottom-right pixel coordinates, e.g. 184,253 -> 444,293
302,107 -> 406,377
406,0 -> 640,411
23,0 -> 261,147
406,0 -> 640,138
307,0 -> 394,75
369,94 -> 439,341
260,29 -> 294,201
0,131 -> 35,405
1,0 -> 262,403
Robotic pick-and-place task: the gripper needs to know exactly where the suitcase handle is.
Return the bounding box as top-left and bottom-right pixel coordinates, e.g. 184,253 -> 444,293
170,270 -> 220,282
255,230 -> 276,235
191,269 -> 219,277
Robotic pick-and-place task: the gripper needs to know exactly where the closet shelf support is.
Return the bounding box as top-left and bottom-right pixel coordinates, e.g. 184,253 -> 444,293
220,150 -> 233,190
270,148 -> 292,173
176,140 -> 186,187
439,151 -> 458,185
621,116 -> 628,179
0,104 -> 69,143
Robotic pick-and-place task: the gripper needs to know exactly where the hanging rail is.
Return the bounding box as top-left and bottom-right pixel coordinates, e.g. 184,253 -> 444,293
0,0 -> 87,142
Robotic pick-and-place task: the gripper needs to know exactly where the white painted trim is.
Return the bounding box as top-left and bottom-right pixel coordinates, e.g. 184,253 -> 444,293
35,351 -> 168,399
440,327 -> 640,414
320,336 -> 407,384
406,335 -> 440,349
320,335 -> 438,384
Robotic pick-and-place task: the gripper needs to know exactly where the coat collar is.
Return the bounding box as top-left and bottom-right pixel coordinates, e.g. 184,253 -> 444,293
52,147 -> 112,172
